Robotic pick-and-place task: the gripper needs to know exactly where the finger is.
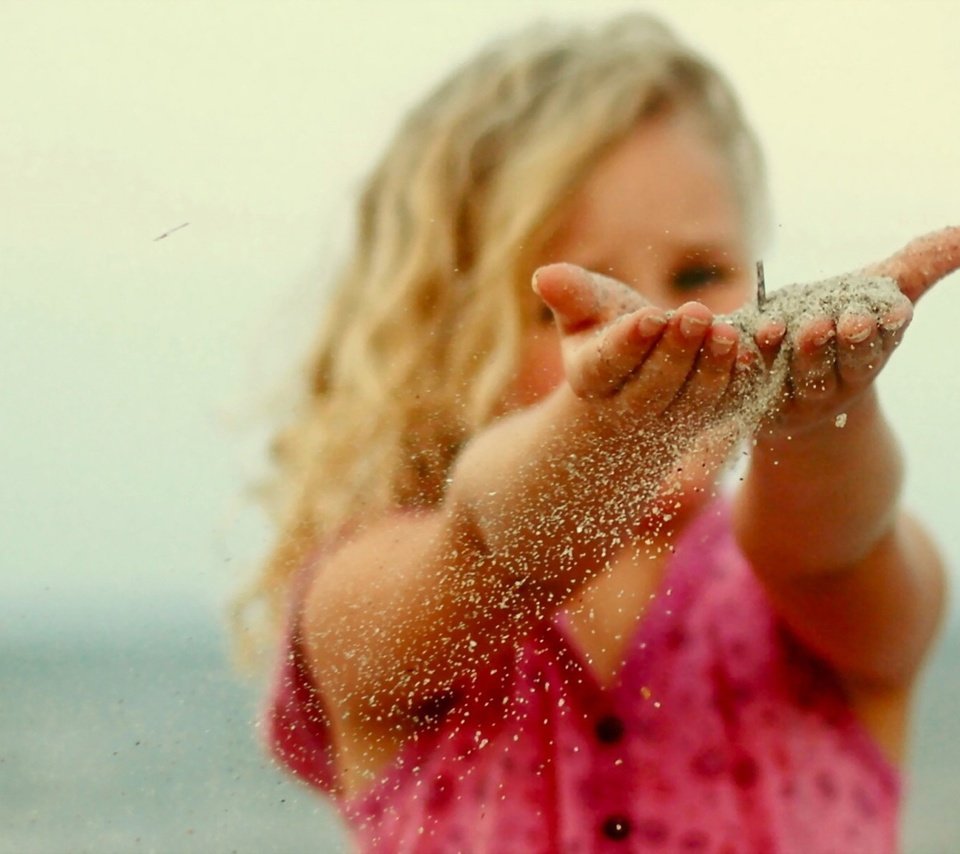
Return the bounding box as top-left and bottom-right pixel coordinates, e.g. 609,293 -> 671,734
860,225 -> 960,303
572,306 -> 668,398
754,318 -> 787,370
533,263 -> 649,334
789,317 -> 838,403
621,302 -> 713,413
878,297 -> 913,353
835,312 -> 882,386
669,322 -> 739,420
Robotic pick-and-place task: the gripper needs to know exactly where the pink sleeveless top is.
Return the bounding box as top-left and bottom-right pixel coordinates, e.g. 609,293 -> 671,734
265,500 -> 900,852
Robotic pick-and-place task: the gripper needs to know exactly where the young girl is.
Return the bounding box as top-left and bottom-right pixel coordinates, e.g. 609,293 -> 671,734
247,13 -> 959,852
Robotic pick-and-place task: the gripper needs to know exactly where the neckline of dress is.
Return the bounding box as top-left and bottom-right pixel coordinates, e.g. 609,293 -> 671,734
549,497 -> 728,696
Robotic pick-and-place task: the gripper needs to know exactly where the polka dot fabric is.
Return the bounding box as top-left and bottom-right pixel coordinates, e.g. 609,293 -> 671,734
267,500 -> 899,852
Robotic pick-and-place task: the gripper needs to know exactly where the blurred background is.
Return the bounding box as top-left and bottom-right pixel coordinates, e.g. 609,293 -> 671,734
2,1 -> 957,851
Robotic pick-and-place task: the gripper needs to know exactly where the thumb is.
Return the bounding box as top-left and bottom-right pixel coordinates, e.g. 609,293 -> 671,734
861,226 -> 960,303
532,263 -> 650,334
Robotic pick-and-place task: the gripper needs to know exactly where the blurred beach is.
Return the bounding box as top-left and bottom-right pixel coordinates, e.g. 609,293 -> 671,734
0,611 -> 346,854
1,610 -> 957,854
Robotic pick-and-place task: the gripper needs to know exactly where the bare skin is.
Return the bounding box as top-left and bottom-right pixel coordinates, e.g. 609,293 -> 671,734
303,228 -> 958,798
299,112 -> 959,798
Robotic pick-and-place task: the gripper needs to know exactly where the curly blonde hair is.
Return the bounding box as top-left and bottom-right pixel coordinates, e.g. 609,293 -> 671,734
234,12 -> 770,656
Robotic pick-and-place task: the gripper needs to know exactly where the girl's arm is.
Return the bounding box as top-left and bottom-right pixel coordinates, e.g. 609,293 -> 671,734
733,228 -> 960,693
299,266 -> 760,788
733,390 -> 946,688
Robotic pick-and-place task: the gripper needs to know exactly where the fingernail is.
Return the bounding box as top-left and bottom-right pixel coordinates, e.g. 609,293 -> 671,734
881,316 -> 906,332
708,334 -> 736,356
759,322 -> 786,347
811,328 -> 835,348
846,326 -> 872,344
679,314 -> 709,338
638,313 -> 667,336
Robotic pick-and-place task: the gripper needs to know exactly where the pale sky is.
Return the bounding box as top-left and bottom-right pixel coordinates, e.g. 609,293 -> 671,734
2,0 -> 958,633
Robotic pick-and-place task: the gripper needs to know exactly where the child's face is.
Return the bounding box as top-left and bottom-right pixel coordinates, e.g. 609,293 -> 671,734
507,108 -> 753,411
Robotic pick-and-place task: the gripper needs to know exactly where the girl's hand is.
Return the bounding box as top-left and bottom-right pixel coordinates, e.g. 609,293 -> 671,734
532,263 -> 777,435
754,292 -> 913,435
755,225 -> 960,438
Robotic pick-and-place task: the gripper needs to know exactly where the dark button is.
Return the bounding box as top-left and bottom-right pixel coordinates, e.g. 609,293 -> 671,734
594,714 -> 625,743
602,815 -> 632,840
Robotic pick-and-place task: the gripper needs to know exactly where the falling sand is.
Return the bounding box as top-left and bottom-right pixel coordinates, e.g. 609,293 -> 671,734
512,269 -> 908,584
583,271 -> 907,547
721,270 -> 904,435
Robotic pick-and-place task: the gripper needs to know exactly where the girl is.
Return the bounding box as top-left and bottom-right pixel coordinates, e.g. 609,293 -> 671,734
247,13 -> 959,852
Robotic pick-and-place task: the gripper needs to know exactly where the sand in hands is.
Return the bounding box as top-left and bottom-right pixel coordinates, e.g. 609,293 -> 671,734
559,272 -> 905,557
619,272 -> 904,530
720,270 -> 904,437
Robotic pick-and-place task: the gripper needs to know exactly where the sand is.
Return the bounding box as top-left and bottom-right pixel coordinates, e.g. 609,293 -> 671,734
607,271 -> 908,539
718,271 -> 904,437
551,271 -> 906,554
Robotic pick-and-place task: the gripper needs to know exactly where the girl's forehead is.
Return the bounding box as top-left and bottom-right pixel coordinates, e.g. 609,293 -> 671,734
541,119 -> 744,263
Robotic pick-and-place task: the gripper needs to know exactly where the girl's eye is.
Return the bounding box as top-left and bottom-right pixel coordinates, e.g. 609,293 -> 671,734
671,263 -> 727,291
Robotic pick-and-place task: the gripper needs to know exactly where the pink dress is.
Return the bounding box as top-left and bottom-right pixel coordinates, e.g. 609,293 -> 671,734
265,500 -> 900,852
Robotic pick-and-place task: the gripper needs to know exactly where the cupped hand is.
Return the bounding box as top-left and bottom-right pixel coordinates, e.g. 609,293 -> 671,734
754,293 -> 912,433
753,225 -> 960,436
532,226 -> 960,444
532,263 -> 775,435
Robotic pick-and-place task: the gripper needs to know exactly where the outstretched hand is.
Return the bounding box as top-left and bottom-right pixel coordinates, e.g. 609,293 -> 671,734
531,263 -> 778,435
532,227 -> 960,445
753,225 -> 960,436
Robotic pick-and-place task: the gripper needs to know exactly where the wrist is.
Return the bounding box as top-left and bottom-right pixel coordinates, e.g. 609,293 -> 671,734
753,388 -> 881,457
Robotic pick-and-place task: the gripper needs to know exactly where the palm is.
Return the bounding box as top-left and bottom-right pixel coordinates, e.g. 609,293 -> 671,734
755,226 -> 960,436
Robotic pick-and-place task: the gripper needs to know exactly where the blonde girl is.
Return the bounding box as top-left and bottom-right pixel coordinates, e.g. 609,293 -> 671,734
244,12 -> 959,852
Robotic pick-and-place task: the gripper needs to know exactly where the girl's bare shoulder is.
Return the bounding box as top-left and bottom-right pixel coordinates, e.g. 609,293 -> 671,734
301,508 -> 453,620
